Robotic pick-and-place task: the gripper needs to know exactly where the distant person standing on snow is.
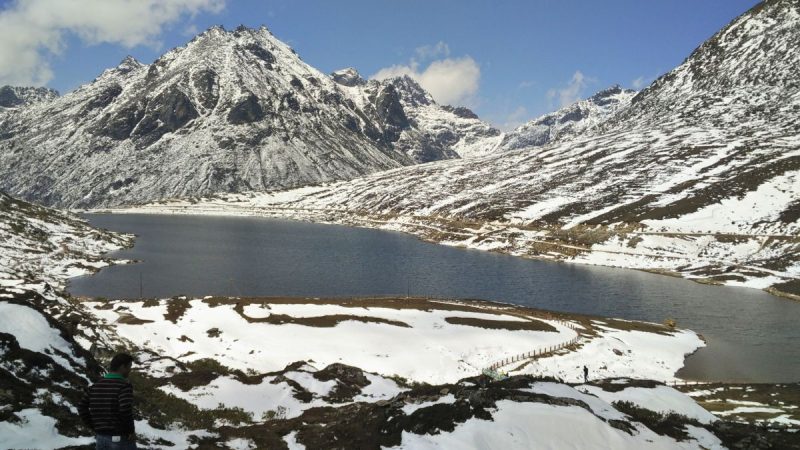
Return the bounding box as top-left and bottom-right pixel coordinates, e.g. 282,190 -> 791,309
78,353 -> 137,449
583,365 -> 589,383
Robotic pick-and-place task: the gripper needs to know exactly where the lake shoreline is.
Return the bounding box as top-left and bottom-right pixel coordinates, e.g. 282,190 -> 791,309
70,212 -> 800,383
84,204 -> 800,302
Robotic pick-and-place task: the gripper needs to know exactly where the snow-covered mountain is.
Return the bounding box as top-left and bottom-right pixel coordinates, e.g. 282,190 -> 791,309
0,26 -> 498,208
0,85 -> 59,109
331,70 -> 503,161
142,0 -> 799,298
495,85 -> 636,154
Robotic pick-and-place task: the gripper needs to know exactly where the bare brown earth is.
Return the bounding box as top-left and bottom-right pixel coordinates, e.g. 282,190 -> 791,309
233,300 -> 411,328
443,316 -> 557,332
676,382 -> 800,426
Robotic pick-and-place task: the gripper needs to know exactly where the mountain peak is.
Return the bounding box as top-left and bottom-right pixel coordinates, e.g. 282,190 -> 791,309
116,55 -> 143,72
331,68 -> 366,87
0,14 -> 502,207
204,24 -> 226,34
588,84 -> 635,106
381,75 -> 433,107
616,0 -> 800,127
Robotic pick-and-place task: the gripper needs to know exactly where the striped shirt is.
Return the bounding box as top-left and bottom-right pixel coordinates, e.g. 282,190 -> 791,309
78,374 -> 135,435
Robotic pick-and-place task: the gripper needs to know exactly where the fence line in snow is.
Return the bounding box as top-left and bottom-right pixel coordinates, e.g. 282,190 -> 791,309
484,320 -> 581,373
665,379 -> 713,387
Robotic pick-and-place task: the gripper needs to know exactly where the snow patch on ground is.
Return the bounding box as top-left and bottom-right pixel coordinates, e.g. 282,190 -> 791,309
388,400 -> 709,449
0,302 -> 84,371
0,409 -> 93,449
579,385 -> 719,424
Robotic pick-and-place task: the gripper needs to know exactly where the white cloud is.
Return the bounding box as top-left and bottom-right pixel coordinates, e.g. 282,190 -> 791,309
518,80 -> 536,89
546,70 -> 593,108
499,106 -> 529,131
414,41 -> 450,61
632,76 -> 651,90
182,23 -> 200,37
371,43 -> 480,107
0,0 -> 225,86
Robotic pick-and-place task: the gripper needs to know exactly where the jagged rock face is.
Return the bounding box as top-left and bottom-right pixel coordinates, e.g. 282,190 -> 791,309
442,105 -> 479,120
95,102 -> 144,141
134,86 -> 199,145
191,69 -> 220,110
0,26 -> 508,208
331,68 -> 366,87
0,86 -> 59,108
82,84 -> 123,112
332,71 -> 503,162
1,26 -> 402,208
373,84 -> 410,142
0,86 -> 24,107
227,92 -> 265,124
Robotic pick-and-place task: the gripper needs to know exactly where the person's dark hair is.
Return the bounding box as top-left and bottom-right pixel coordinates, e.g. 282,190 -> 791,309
109,353 -> 135,371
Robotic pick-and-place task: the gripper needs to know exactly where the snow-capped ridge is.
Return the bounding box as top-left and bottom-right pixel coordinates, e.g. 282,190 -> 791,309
115,55 -> 143,72
587,84 -> 635,106
381,75 -> 434,105
609,0 -> 799,131
495,84 -> 636,153
331,67 -> 366,87
0,23 -> 504,207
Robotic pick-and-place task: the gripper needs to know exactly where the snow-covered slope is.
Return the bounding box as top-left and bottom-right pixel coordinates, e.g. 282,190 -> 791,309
128,0 -> 800,297
0,192 -> 131,291
0,26 -> 500,209
495,85 -> 636,154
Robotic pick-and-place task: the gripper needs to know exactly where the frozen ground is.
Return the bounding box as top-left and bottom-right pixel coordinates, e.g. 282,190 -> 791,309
81,297 -> 703,385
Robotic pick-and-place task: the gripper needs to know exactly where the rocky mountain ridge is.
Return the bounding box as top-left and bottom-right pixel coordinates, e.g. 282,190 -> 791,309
0,85 -> 59,109
0,23 -> 652,208
493,85 -> 636,155
0,25 -> 500,208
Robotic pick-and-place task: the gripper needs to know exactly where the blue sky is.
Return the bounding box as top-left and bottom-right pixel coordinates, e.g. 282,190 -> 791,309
0,0 -> 759,128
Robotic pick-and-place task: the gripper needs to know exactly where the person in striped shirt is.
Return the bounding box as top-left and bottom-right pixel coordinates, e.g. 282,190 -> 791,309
78,353 -> 137,449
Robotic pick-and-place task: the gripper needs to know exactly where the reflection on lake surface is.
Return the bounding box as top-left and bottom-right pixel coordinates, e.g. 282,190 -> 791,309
70,214 -> 800,383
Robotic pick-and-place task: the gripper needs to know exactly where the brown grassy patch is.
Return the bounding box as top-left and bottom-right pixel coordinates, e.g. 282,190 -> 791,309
232,302 -> 410,328
165,297 -> 192,323
769,279 -> 800,300
133,296 -> 675,339
115,312 -> 153,325
676,383 -> 800,425
600,318 -> 673,335
444,316 -> 556,332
